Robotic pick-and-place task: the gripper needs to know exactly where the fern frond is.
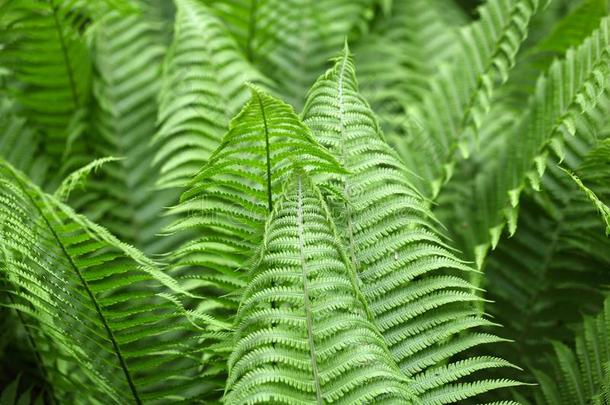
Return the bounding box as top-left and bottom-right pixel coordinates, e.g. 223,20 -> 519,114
301,45 -> 519,403
0,97 -> 49,185
482,196 -> 610,372
564,139 -> 610,235
70,11 -> 178,254
0,376 -> 44,405
353,0 -> 462,137
534,0 -> 608,56
215,0 -> 376,108
153,0 -> 270,189
463,120 -> 610,391
531,296 -> 610,404
225,172 -> 416,404
0,160 -> 224,403
0,0 -> 91,170
457,16 -> 610,266
356,0 -> 462,103
54,157 -> 121,202
167,87 -> 343,314
397,0 -> 541,197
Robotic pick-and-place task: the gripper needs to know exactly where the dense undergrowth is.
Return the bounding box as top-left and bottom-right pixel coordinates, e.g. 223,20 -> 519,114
0,0 -> 609,403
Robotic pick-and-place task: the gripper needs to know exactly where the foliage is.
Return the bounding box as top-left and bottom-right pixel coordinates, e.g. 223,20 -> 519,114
0,0 -> 609,403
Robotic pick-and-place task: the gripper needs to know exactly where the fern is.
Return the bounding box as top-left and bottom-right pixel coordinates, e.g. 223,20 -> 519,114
69,11 -> 177,255
301,46 -> 520,403
0,160 -> 223,403
153,0 -> 270,189
0,97 -> 49,185
0,0 -> 91,176
397,0 -> 541,197
354,0 -> 463,133
564,139 -> 610,235
458,16 -> 610,267
166,86 -> 342,314
209,0 -> 376,108
225,171 -> 416,404
529,296 -> 610,405
2,0 -> 610,403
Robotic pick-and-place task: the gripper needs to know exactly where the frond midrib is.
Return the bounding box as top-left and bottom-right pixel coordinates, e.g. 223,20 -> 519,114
8,168 -> 142,405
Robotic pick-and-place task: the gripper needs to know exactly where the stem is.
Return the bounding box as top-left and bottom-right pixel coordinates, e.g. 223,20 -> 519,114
48,0 -> 79,108
296,175 -> 323,404
254,91 -> 274,212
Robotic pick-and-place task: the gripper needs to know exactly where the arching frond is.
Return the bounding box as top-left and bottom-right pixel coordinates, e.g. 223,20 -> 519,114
396,0 -> 541,197
451,17 -> 610,267
0,376 -> 44,405
301,46 -> 520,403
0,160 -> 224,403
153,0 -> 270,189
0,97 -> 49,186
166,87 -> 343,315
67,11 -> 178,254
54,157 -> 121,202
479,0 -> 609,122
225,172 -> 416,404
451,116 -> 610,397
482,195 -> 610,374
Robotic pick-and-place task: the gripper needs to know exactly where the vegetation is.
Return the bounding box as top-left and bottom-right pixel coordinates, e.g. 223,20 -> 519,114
0,0 -> 609,403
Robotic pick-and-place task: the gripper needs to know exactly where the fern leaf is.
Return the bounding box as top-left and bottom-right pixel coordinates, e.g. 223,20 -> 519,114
466,122 -> 610,389
0,160 -> 224,403
398,0 -> 541,197
301,45 -> 519,403
459,16 -> 610,266
225,172 -> 416,404
563,139 -> 610,235
70,11 -> 179,254
54,157 -> 121,202
216,0 -> 376,108
0,97 -> 49,186
0,0 -> 91,168
531,297 -> 610,404
167,87 -> 343,314
153,0 -> 270,189
355,0 -> 462,107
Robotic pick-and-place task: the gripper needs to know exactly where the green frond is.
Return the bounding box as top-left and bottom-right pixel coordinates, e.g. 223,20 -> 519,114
482,196 -> 610,372
225,172 -> 416,404
354,0 -> 462,117
0,376 -> 44,405
54,157 -> 121,202
461,122 -> 610,392
211,0 -> 376,108
153,0 -> 271,189
0,97 -> 49,185
531,296 -> 610,404
564,139 -> 610,235
462,16 -> 610,266
301,46 -> 520,403
67,11 -> 178,254
0,160 -> 224,403
478,0 -> 609,122
535,0 -> 608,55
0,0 -> 91,171
397,0 -> 541,197
167,87 -> 343,314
